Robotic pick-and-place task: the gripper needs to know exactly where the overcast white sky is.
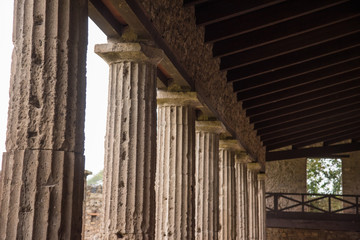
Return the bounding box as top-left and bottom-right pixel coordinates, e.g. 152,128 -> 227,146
0,2 -> 108,175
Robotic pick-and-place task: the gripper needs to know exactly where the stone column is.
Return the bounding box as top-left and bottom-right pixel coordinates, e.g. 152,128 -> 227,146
195,121 -> 224,240
0,1 -> 88,239
235,153 -> 251,240
95,42 -> 162,239
218,140 -> 241,240
247,163 -> 261,240
257,173 -> 266,240
156,91 -> 197,239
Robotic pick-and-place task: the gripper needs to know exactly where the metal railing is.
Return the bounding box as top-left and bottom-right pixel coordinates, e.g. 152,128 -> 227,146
266,192 -> 360,216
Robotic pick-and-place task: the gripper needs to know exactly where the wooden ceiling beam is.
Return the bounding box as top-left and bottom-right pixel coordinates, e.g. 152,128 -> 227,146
291,128 -> 360,149
223,32 -> 360,72
264,121 -> 360,148
213,2 -> 360,57
324,134 -> 360,146
195,0 -> 285,26
231,46 -> 360,90
205,0 -> 348,42
220,18 -> 360,71
261,113 -> 360,142
246,86 -> 360,117
183,0 -> 209,7
242,73 -> 360,109
257,109 -> 360,137
253,95 -> 360,126
266,142 -> 360,161
236,58 -> 360,99
249,91 -> 360,122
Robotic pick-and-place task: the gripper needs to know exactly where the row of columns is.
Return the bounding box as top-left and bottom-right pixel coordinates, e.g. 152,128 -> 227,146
0,1 -> 266,237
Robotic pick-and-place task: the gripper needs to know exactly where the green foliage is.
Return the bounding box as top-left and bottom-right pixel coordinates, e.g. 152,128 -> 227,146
307,158 -> 342,195
87,170 -> 103,185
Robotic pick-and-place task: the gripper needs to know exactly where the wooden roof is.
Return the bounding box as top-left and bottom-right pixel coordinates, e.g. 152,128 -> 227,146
90,0 -> 360,161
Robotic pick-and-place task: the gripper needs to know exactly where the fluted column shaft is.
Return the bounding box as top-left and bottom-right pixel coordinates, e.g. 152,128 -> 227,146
156,91 -> 196,239
0,1 -> 88,239
247,163 -> 261,240
96,43 -> 162,240
219,140 -> 240,240
257,174 -> 266,240
235,154 -> 251,240
195,121 -> 224,240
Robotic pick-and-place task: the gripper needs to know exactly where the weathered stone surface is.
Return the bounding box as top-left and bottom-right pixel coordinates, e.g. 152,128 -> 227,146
97,43 -> 160,239
265,158 -> 307,193
218,141 -> 239,240
136,0 -> 265,163
267,228 -> 360,240
0,1 -> 88,239
247,163 -> 261,240
195,121 -> 223,240
342,151 -> 360,213
156,99 -> 196,239
257,174 -> 266,240
235,153 -> 251,240
0,150 -> 84,239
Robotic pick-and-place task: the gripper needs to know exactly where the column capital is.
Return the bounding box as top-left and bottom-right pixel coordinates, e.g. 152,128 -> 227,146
235,151 -> 253,163
257,173 -> 266,181
219,139 -> 244,152
157,90 -> 200,106
247,162 -> 262,171
195,121 -> 225,134
95,42 -> 163,65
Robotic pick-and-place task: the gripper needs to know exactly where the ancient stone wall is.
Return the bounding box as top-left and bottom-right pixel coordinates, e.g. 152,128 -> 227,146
83,185 -> 103,240
267,228 -> 360,240
266,158 -> 307,193
136,0 -> 265,163
342,151 -> 360,195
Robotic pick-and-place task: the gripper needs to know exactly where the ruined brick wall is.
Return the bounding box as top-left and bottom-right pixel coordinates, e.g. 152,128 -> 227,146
267,228 -> 360,240
136,0 -> 265,164
342,151 -> 360,195
83,185 -> 103,240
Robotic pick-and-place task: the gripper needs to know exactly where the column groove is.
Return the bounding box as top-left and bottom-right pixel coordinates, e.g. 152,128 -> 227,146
96,43 -> 162,240
247,163 -> 261,240
0,0 -> 87,239
195,121 -> 224,240
257,174 -> 266,240
156,103 -> 195,239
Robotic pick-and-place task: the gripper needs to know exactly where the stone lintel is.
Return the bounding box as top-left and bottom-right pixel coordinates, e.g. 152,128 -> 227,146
236,151 -> 253,163
247,162 -> 262,171
195,121 -> 225,134
95,42 -> 163,65
219,139 -> 244,153
157,90 -> 200,107
257,173 -> 266,181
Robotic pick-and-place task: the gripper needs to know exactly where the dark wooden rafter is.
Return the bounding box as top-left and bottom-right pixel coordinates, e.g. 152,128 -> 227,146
265,122 -> 360,150
241,79 -> 359,109
257,110 -> 360,137
195,0 -> 286,26
237,58 -> 360,100
266,142 -> 360,161
205,0 -> 349,42
225,33 -> 360,75
221,18 -> 360,71
250,91 -> 360,123
213,2 -> 360,58
246,86 -> 360,117
189,0 -> 360,151
260,111 -> 360,142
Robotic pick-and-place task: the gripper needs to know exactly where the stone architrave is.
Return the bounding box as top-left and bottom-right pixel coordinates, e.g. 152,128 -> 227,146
0,1 -> 88,239
257,173 -> 266,240
247,163 -> 261,240
218,140 -> 242,240
95,42 -> 163,239
195,121 -> 225,240
235,153 -> 252,240
156,91 -> 197,239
